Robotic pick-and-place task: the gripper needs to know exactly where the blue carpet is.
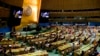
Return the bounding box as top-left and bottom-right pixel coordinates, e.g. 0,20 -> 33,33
0,27 -> 11,33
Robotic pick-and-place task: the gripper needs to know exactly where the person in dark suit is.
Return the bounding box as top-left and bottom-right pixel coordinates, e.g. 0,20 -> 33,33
30,46 -> 35,52
89,49 -> 99,56
3,47 -> 7,56
81,51 -> 84,56
36,25 -> 41,32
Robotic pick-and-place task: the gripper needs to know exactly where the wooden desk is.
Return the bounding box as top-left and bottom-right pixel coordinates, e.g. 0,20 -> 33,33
9,44 -> 22,48
16,50 -> 48,56
58,43 -> 71,51
30,38 -> 47,42
0,40 -> 19,48
28,37 -> 47,46
31,50 -> 48,56
6,47 -> 31,54
16,35 -> 23,39
74,44 -> 94,56
43,34 -> 50,37
51,40 -> 66,46
1,38 -> 13,41
27,35 -> 34,37
0,41 -> 14,45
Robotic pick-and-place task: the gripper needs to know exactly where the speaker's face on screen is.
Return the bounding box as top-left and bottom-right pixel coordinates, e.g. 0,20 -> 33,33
14,10 -> 22,18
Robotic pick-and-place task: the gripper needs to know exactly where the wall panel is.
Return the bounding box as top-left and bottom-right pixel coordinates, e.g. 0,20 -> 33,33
50,11 -> 100,17
0,0 -> 23,7
0,8 -> 9,17
41,0 -> 100,10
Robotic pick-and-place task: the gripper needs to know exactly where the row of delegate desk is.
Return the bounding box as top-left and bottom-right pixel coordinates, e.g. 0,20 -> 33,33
0,29 -> 57,56
1,26 -> 100,56
16,29 -> 98,55
0,38 -> 48,56
15,27 -> 99,56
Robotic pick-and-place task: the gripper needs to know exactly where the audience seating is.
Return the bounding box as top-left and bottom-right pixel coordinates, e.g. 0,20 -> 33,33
0,26 -> 100,56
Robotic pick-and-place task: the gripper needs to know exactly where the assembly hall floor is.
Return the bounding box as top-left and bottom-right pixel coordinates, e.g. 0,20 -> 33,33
1,26 -> 100,56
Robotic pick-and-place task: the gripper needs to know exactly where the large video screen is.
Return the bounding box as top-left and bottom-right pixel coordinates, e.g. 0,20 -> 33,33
13,9 -> 23,18
39,10 -> 49,23
11,6 -> 23,19
41,12 -> 49,18
8,6 -> 23,26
